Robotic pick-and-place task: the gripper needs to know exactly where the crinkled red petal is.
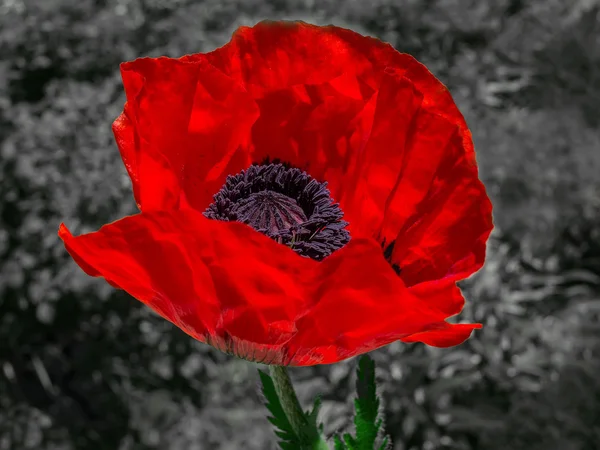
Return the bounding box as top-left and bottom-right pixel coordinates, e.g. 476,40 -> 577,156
113,56 -> 259,212
59,210 -> 481,366
204,21 -> 374,94
328,24 -> 494,287
281,238 -> 482,365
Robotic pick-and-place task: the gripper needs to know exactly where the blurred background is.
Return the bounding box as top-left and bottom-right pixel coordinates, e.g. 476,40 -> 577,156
1,0 -> 600,449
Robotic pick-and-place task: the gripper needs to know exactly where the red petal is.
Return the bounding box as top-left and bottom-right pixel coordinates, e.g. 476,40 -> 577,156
408,279 -> 469,317
284,238 -> 481,365
113,109 -> 141,208
338,70 -> 424,238
387,127 -> 493,286
115,57 -> 200,210
400,323 -> 482,348
59,213 -> 481,366
113,56 -> 259,212
328,25 -> 494,284
59,219 -> 218,340
206,21 -> 373,94
246,73 -> 376,205
329,26 -> 476,155
58,210 -> 314,348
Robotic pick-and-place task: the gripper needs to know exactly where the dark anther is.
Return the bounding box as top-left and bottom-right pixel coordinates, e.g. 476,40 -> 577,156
204,163 -> 350,261
381,239 -> 401,275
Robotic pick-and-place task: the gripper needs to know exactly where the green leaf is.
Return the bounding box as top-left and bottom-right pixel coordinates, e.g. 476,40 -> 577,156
377,436 -> 391,450
342,355 -> 392,450
333,435 -> 347,450
306,395 -> 323,432
259,369 -> 303,450
343,432 -> 357,449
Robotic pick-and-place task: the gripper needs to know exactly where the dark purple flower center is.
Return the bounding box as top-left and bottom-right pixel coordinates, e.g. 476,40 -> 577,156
234,190 -> 308,233
204,163 -> 350,261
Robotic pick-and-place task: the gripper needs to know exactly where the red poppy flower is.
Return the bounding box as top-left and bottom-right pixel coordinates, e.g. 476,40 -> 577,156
59,21 -> 493,366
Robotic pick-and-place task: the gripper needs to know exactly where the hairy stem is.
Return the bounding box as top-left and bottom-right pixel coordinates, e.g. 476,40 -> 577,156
268,365 -> 329,450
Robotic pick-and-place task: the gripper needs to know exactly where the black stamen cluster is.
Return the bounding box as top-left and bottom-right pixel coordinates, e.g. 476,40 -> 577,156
204,163 -> 350,261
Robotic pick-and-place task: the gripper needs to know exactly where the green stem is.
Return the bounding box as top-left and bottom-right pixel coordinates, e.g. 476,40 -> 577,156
268,365 -> 330,450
